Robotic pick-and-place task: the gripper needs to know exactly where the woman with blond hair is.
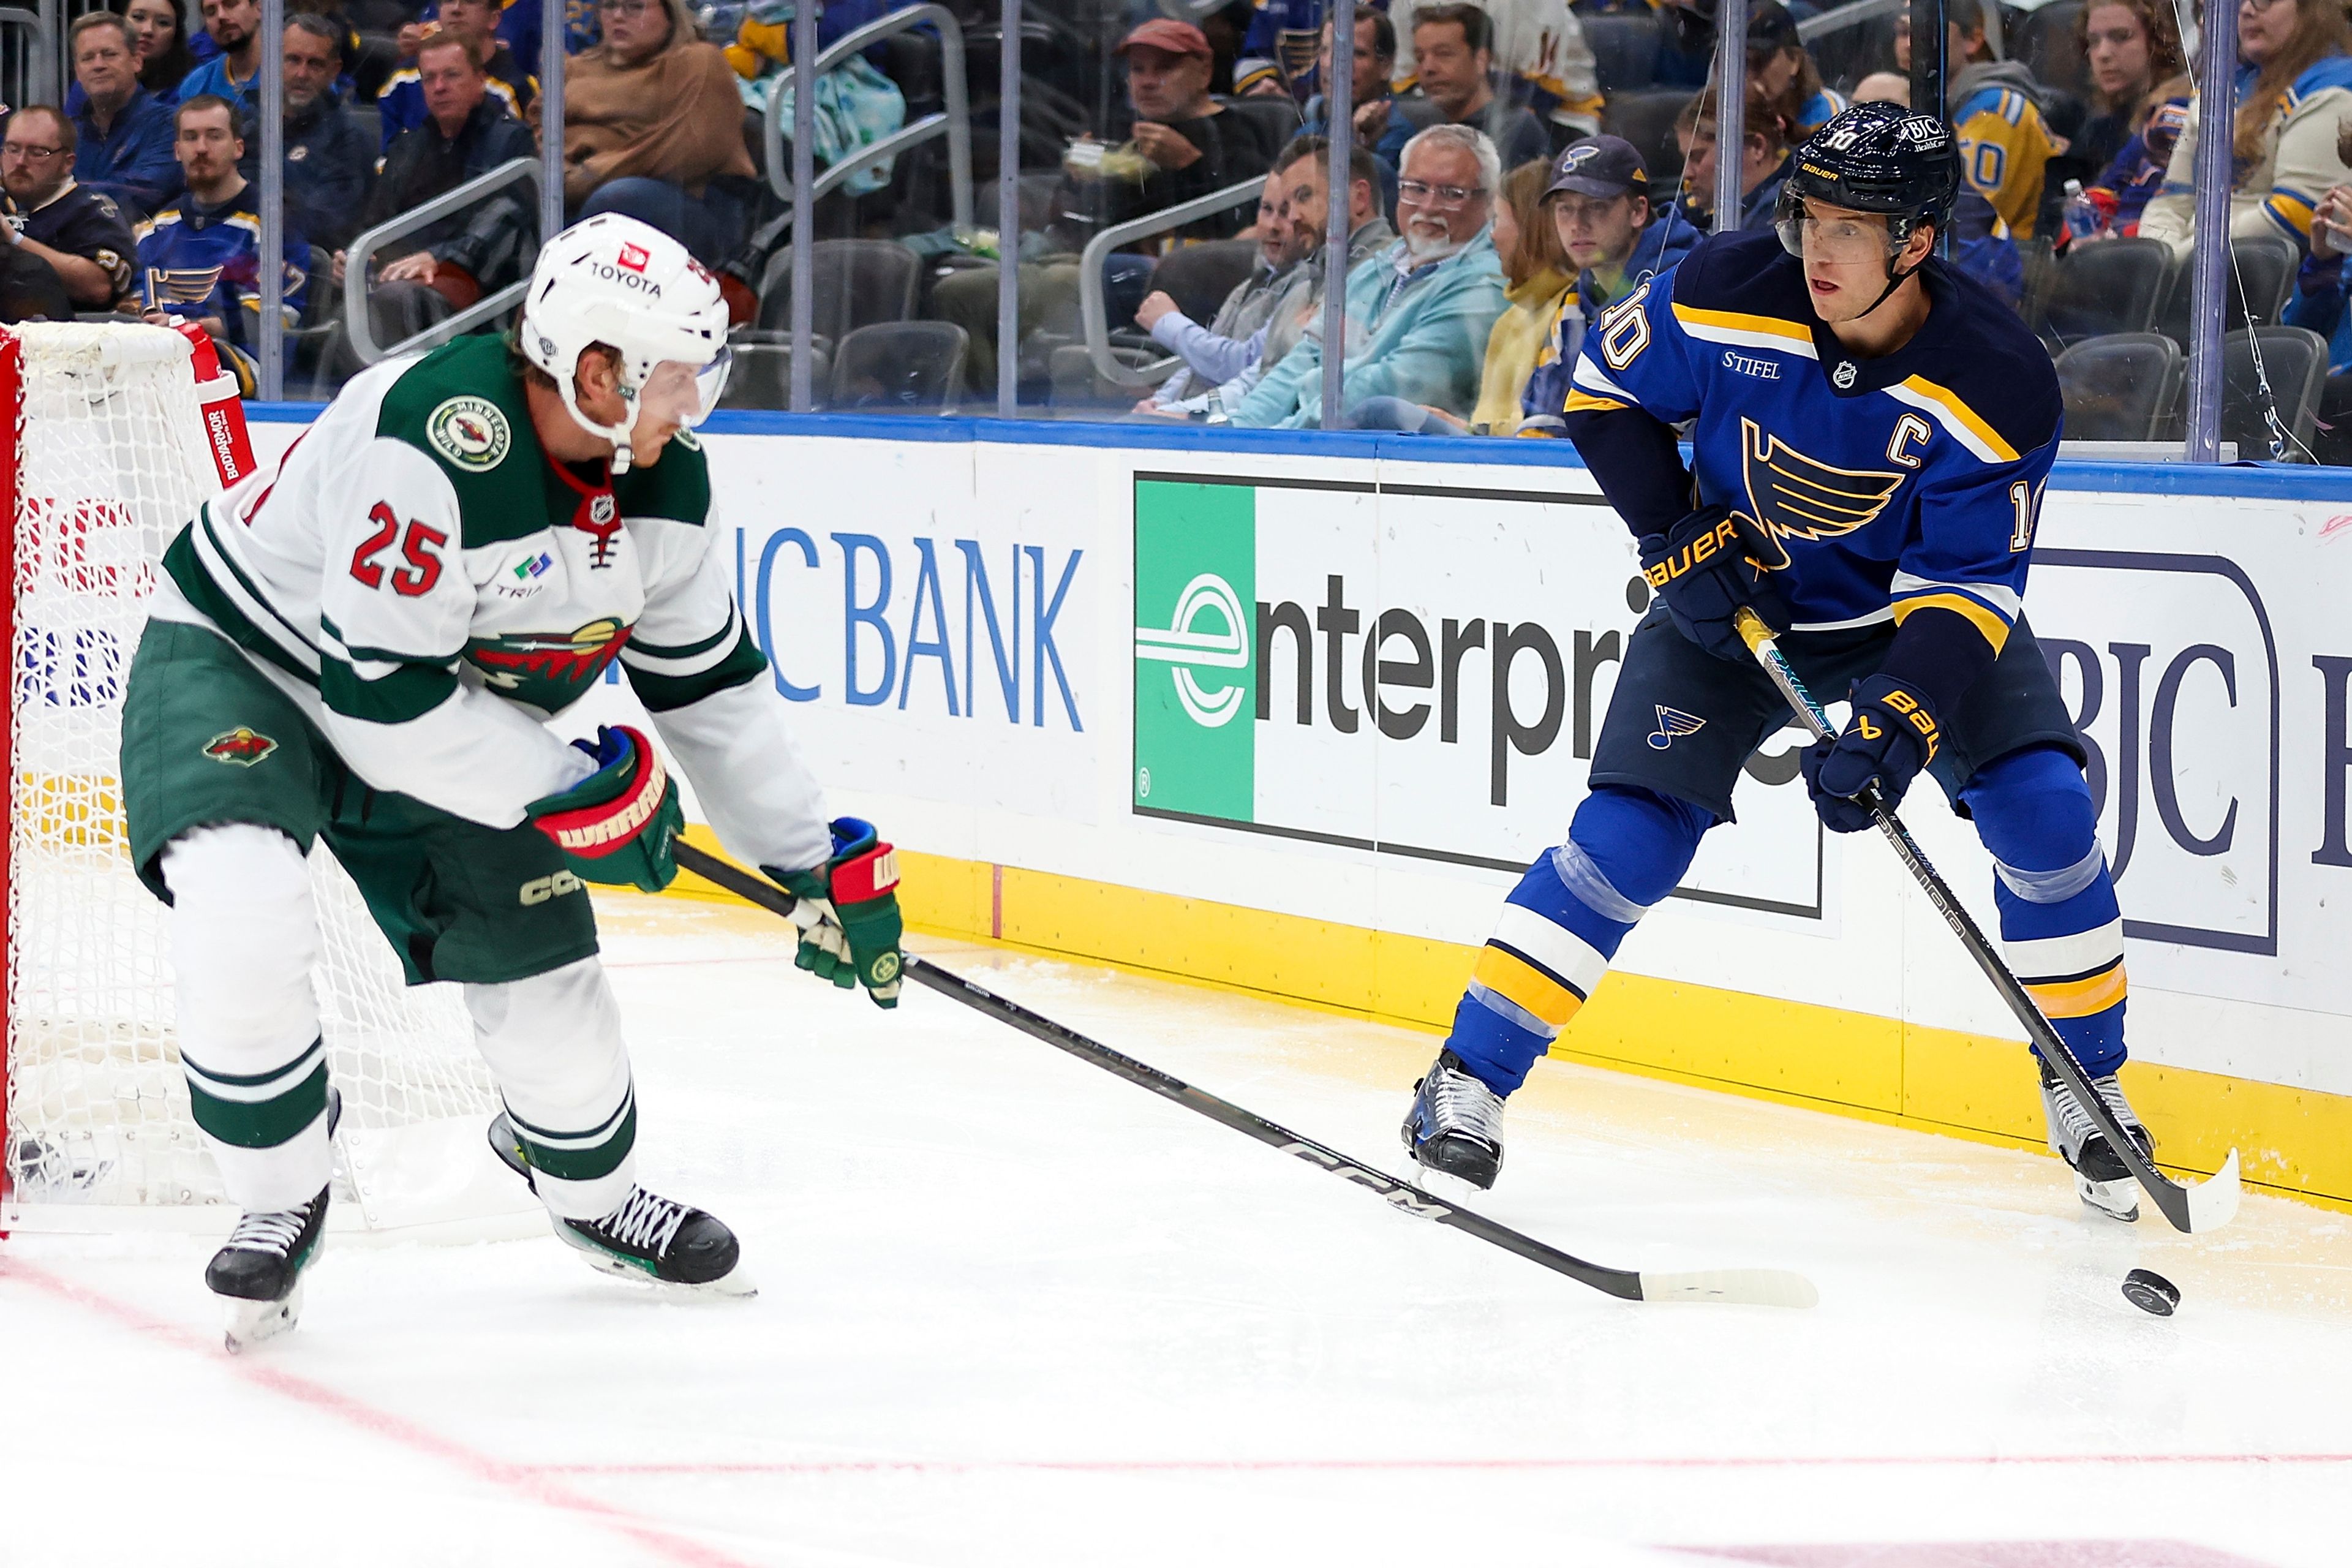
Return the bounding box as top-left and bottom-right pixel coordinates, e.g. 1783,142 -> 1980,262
2140,0 -> 2352,254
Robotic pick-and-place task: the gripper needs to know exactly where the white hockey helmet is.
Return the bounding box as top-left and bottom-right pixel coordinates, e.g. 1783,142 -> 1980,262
519,213 -> 731,472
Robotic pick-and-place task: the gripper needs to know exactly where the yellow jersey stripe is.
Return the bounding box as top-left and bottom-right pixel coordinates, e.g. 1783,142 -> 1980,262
1891,593 -> 2011,655
1471,944 -> 1585,1030
1887,375 -> 2020,464
1562,390 -> 1629,415
2025,963 -> 2128,1020
1674,304 -> 1816,346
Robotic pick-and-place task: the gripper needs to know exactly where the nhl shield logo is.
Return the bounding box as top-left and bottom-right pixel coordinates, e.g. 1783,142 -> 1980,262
427,395 -> 512,472
203,727 -> 278,766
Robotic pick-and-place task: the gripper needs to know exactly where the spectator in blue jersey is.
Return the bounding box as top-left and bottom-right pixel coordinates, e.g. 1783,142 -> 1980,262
1673,83 -> 1793,235
178,0 -> 266,117
277,15 -> 374,253
72,13 -> 181,219
1897,0 -> 2061,239
1234,0 -> 1322,99
1234,123 -> 1507,428
1517,136 -> 1700,436
134,96 -> 308,394
379,0 -> 537,154
1369,7 -> 1550,181
1748,2 -> 1847,145
2,105 -> 138,309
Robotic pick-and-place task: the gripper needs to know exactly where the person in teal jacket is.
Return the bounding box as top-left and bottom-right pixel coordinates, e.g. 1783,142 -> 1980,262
1232,123 -> 1507,429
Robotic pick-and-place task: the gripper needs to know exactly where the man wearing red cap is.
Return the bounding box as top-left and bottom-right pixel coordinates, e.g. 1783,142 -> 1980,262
931,16 -> 1286,398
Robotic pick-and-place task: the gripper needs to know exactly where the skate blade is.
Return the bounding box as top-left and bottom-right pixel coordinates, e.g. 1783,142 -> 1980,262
222,1278 -> 304,1354
565,1236 -> 759,1298
2076,1171 -> 2141,1224
1403,1158 -> 1493,1205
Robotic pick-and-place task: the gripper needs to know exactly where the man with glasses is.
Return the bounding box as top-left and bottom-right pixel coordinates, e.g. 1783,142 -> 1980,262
1229,123 -> 1506,427
1,105 -> 137,310
1406,106 -> 2160,1230
70,12 -> 181,219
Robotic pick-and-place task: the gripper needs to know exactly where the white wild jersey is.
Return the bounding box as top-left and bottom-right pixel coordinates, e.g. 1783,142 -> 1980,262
150,333 -> 833,873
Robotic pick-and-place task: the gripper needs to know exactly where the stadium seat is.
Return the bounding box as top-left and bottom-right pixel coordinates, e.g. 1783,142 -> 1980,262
829,320 -> 970,413
1216,94 -> 1305,150
2222,325 -> 2329,461
1145,239 -> 1260,331
2040,237 -> 2173,346
757,238 -> 923,340
2014,2 -> 2090,100
720,331 -> 831,412
1600,87 -> 1692,187
2153,235 -> 2302,343
1580,12 -> 1662,94
2054,332 -> 2181,441
2311,370 -> 2352,466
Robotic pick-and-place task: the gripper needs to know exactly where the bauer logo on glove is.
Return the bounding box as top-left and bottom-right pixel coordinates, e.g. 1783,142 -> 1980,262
765,818 -> 905,1008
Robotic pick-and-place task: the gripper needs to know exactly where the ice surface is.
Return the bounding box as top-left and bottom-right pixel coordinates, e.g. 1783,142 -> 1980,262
6,894 -> 2350,1567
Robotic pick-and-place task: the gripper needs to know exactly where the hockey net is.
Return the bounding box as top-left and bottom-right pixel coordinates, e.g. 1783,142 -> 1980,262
1,323 -> 505,1229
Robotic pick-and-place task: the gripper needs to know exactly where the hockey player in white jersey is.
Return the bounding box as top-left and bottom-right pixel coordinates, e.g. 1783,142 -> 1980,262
118,215 -> 905,1346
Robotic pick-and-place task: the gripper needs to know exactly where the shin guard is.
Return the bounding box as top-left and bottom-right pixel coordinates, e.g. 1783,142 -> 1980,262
1963,746 -> 2128,1078
467,957 -> 637,1220
1445,786 -> 1712,1095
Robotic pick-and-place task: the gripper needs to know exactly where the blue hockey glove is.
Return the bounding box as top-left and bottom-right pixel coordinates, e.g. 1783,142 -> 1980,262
1800,674 -> 1943,832
1639,505 -> 1789,664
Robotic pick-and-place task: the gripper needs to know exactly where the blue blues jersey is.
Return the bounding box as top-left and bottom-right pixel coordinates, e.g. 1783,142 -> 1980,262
134,192 -> 308,389
1561,230 -> 2060,669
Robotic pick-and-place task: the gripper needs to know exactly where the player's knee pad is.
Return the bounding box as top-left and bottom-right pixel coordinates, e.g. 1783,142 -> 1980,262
160,824 -> 321,1067
467,957 -> 635,1219
1446,787 -> 1713,1096
1964,746 -> 2101,885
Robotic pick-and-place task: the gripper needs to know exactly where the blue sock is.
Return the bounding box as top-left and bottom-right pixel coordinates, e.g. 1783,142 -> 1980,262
1446,786 -> 1712,1095
1962,745 -> 2128,1078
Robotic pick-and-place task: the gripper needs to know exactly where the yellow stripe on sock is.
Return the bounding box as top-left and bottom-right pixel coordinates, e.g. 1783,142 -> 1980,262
2026,962 -> 2128,1020
1471,943 -> 1585,1030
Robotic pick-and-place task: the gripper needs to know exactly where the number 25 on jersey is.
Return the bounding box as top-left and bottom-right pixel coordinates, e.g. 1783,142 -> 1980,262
350,502 -> 447,597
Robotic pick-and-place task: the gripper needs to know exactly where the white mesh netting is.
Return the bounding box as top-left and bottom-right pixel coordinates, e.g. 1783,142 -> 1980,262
4,323 -> 497,1214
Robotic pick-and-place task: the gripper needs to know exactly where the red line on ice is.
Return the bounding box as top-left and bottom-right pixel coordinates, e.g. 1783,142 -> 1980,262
0,1258 -> 763,1568
516,1452 -> 2352,1477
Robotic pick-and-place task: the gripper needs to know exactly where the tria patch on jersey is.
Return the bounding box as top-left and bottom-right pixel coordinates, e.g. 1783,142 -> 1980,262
1738,417 -> 1906,566
203,726 -> 278,766
465,618 -> 633,710
427,396 -> 512,472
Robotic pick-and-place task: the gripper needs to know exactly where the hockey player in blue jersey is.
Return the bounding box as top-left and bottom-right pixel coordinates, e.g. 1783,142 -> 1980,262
1403,102 -> 2160,1223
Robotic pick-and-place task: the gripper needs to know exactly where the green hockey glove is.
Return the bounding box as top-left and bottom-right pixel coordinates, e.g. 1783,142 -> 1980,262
766,817 -> 903,1008
526,725 -> 684,894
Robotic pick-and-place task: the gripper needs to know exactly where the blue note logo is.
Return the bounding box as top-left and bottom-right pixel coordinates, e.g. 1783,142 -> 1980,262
1648,706 -> 1706,750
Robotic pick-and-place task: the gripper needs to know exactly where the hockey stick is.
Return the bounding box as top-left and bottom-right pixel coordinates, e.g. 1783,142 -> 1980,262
669,839 -> 1819,1309
1732,608 -> 2241,1234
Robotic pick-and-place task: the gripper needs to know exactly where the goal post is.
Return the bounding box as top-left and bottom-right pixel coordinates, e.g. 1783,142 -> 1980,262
1,322 -> 529,1234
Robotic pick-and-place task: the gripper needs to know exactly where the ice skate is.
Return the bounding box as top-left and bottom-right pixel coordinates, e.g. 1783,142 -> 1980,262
207,1185 -> 330,1352
1402,1050 -> 1506,1193
556,1186 -> 756,1297
2039,1058 -> 2153,1222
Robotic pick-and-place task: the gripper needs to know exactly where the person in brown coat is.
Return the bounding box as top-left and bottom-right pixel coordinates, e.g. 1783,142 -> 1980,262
559,0 -> 755,263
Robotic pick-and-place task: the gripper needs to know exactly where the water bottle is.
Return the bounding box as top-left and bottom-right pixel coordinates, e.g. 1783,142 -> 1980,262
2062,179 -> 2101,243
1204,389 -> 1231,426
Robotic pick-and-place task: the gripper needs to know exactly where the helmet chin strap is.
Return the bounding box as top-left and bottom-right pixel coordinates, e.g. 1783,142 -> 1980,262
556,367 -> 642,474
1852,225 -> 1931,322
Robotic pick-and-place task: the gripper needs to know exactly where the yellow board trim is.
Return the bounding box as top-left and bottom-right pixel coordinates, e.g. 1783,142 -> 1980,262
663,827 -> 2352,1213
1673,304 -> 1814,344
1890,592 -> 2013,654
1471,944 -> 1583,1029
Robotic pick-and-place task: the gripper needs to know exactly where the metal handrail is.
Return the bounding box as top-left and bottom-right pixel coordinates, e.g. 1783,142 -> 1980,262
344,157 -> 543,366
0,11 -> 50,129
1794,0 -> 1909,43
1077,174 -> 1268,390
764,2 -> 971,230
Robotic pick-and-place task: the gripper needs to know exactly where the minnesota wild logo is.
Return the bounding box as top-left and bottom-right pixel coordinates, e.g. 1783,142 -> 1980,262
464,619 -> 633,712
203,727 -> 278,766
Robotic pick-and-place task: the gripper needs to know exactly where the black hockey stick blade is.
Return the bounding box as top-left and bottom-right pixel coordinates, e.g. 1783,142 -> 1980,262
1733,609 -> 2241,1235
670,839 -> 1820,1308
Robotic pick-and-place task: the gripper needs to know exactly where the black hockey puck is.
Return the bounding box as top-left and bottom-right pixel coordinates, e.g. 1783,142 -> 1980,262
2121,1268 -> 2180,1317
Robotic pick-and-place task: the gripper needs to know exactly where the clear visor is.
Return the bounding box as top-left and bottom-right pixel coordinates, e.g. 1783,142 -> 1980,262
1774,211 -> 1901,264
690,347 -> 731,426
631,350 -> 733,428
